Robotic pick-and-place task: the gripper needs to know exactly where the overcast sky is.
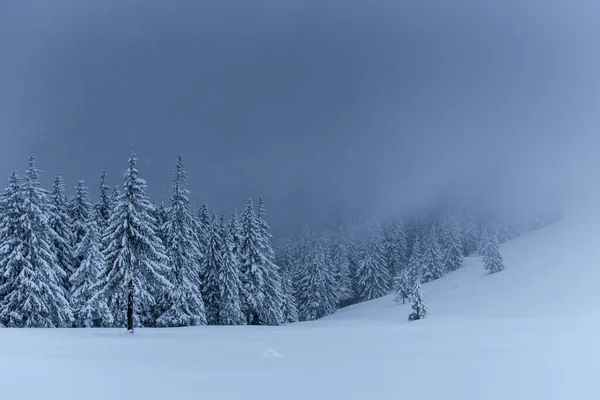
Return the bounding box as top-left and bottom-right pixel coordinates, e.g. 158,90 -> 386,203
1,0 -> 599,233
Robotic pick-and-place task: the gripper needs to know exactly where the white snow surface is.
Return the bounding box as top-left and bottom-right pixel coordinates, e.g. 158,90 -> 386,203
2,215 -> 600,399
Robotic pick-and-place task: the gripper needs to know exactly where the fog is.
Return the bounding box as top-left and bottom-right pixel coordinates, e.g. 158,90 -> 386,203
1,0 -> 599,234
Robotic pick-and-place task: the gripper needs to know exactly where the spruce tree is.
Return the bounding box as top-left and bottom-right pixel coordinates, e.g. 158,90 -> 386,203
442,215 -> 464,273
393,268 -> 411,304
153,202 -> 169,247
254,197 -> 284,325
297,241 -> 338,321
70,181 -> 93,257
382,223 -> 404,287
408,282 -> 427,321
49,174 -> 75,288
201,214 -> 223,325
329,233 -> 353,306
95,152 -> 172,331
196,202 -> 211,254
95,170 -> 112,229
422,226 -> 443,283
238,199 -> 267,325
70,219 -> 111,327
0,160 -> 72,327
356,228 -> 389,301
156,156 -> 207,327
217,214 -> 246,325
480,226 -> 505,274
407,234 -> 423,286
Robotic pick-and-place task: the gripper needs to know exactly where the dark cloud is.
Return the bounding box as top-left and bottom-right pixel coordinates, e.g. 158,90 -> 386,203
1,0 -> 599,233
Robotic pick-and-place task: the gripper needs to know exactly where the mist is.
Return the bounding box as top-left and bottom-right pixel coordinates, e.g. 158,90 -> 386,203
1,0 -> 599,234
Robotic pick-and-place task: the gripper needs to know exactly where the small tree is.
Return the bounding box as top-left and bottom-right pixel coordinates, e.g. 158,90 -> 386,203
408,283 -> 427,321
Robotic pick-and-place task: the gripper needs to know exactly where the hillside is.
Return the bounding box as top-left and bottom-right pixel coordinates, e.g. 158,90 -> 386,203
1,216 -> 598,399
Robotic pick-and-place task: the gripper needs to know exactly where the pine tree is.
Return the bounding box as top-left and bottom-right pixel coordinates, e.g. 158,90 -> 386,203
95,152 -> 172,331
153,202 -> 169,247
382,222 -> 404,287
461,208 -> 479,256
238,199 -> 267,325
49,174 -> 75,288
393,268 -> 411,304
407,234 -> 423,286
442,215 -> 464,273
201,214 -> 223,325
196,202 -> 211,254
70,219 -> 111,327
70,181 -> 93,256
329,232 -> 353,306
480,226 -> 505,274
0,160 -> 72,327
296,241 -> 338,321
408,282 -> 427,321
356,228 -> 389,301
156,156 -> 207,327
254,197 -> 284,325
422,226 -> 443,283
217,214 -> 246,325
95,170 -> 112,229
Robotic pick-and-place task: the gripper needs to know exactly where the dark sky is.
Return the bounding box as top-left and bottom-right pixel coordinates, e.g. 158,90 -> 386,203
1,0 -> 599,233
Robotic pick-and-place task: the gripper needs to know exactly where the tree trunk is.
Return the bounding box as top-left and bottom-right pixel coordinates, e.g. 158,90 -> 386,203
127,279 -> 134,333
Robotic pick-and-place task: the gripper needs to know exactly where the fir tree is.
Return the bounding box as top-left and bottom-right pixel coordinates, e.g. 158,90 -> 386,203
407,234 -> 423,286
49,174 -> 75,287
442,215 -> 464,273
422,226 -> 443,283
296,241 -> 338,321
408,282 -> 427,321
156,156 -> 207,327
329,233 -> 353,306
393,267 -> 411,304
0,160 -> 72,327
238,199 -> 267,325
70,219 -> 110,327
70,181 -> 93,256
217,214 -> 245,325
480,226 -> 505,274
153,202 -> 169,247
196,202 -> 211,254
382,223 -> 404,287
356,228 -> 389,301
254,197 -> 284,325
201,214 -> 223,325
95,152 -> 172,331
95,170 -> 112,229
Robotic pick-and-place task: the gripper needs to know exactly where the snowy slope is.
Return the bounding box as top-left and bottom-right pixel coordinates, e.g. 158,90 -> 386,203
1,216 -> 599,400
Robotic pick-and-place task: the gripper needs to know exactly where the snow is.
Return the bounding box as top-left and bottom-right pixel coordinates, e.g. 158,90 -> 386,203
2,215 -> 600,399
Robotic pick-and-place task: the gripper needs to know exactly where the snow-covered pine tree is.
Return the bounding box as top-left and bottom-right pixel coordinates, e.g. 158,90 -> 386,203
155,156 -> 206,327
279,263 -> 299,323
461,207 -> 479,256
70,181 -> 92,257
0,160 -> 72,327
217,214 -> 246,325
254,197 -> 284,325
95,170 -> 112,229
421,225 -> 443,283
329,231 -> 353,306
95,152 -> 172,331
480,226 -> 505,274
408,282 -> 427,321
153,202 -> 169,247
382,222 -> 404,287
201,214 -> 223,325
441,214 -> 464,273
407,234 -> 423,286
393,267 -> 411,304
70,219 -> 111,327
196,202 -> 211,253
238,199 -> 267,325
296,240 -> 338,321
356,227 -> 389,301
49,174 -> 75,288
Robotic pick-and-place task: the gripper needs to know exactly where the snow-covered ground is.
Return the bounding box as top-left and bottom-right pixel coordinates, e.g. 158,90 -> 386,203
2,215 -> 600,399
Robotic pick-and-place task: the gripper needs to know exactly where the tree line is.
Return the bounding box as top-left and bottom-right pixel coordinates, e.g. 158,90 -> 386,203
0,152 -> 562,328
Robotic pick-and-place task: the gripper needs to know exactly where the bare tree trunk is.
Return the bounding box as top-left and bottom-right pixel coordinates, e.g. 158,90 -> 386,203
127,279 -> 134,333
